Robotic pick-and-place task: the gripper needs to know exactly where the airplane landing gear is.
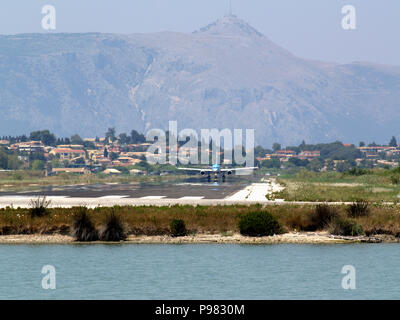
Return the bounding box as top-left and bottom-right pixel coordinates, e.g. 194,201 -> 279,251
207,175 -> 211,182
222,175 -> 226,183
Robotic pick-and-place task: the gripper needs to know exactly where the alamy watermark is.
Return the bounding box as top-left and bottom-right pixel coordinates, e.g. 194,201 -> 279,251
341,265 -> 356,290
41,265 -> 56,290
145,121 -> 255,170
341,5 -> 356,30
41,5 -> 56,30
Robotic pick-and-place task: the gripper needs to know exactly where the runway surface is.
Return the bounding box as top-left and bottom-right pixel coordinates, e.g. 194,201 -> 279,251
0,176 -> 291,207
0,181 -> 263,208
0,182 -> 243,199
0,178 -> 364,207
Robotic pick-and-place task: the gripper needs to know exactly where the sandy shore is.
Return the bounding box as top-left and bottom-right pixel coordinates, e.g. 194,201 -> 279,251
0,232 -> 396,244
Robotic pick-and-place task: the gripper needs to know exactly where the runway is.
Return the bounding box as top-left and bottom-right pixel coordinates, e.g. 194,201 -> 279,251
0,179 -> 282,208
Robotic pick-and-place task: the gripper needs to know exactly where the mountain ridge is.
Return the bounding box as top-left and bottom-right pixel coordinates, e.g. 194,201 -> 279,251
1,16 -> 400,147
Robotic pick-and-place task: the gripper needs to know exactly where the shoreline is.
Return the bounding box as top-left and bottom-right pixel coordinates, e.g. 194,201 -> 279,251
0,232 -> 397,244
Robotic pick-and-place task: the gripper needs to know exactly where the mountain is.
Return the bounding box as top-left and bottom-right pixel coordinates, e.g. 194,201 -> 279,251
1,15 -> 400,147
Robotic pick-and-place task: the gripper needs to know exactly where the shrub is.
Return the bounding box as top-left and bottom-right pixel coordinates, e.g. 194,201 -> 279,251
99,210 -> 127,241
345,168 -> 370,176
309,204 -> 339,230
329,218 -> 364,236
238,211 -> 282,237
29,196 -> 51,218
72,207 -> 99,241
390,174 -> 400,185
170,219 -> 187,237
346,200 -> 370,218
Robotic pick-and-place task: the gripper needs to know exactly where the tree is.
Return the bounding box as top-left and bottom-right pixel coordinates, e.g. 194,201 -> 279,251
326,159 -> 335,171
0,148 -> 21,170
359,141 -> 365,147
0,148 -> 8,169
389,136 -> 397,147
299,140 -> 306,151
109,152 -> 118,161
74,157 -> 85,165
272,143 -> 281,152
118,133 -> 129,145
307,158 -> 323,172
70,134 -> 84,145
130,130 -> 146,144
336,161 -> 352,173
137,160 -> 152,173
105,127 -> 116,143
104,148 -> 109,158
288,157 -> 309,167
261,158 -> 281,169
31,160 -> 45,171
29,130 -> 56,146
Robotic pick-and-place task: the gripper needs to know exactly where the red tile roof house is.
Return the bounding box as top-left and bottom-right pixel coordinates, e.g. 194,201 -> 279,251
297,150 -> 320,160
272,150 -> 296,160
49,148 -> 86,160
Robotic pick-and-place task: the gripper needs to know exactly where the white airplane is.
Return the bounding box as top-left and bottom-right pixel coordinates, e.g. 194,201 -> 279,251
178,164 -> 258,182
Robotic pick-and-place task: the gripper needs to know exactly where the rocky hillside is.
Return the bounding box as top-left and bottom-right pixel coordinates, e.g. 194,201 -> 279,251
1,15 -> 400,146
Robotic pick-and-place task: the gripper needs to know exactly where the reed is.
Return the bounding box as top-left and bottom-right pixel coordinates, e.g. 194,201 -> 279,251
0,204 -> 399,238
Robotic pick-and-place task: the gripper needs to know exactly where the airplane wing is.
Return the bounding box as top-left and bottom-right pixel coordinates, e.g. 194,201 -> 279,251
177,168 -> 213,172
220,167 -> 258,172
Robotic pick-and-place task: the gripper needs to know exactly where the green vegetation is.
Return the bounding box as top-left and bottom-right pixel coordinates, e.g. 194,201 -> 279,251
72,207 -> 99,242
170,219 -> 188,237
0,148 -> 21,170
28,196 -> 51,218
99,210 -> 127,241
346,200 -> 370,218
238,211 -> 282,237
329,218 -> 364,237
0,204 -> 399,239
274,168 -> 400,202
308,204 -> 339,231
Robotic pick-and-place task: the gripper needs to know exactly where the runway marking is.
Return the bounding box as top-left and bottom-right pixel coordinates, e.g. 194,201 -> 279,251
178,196 -> 205,200
140,196 -> 167,200
0,196 -> 33,199
0,196 -> 69,199
98,195 -> 130,199
225,188 -> 251,201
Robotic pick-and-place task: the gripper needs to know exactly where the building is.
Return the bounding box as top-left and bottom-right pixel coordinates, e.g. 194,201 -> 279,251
298,150 -> 320,160
103,168 -> 121,175
51,168 -> 89,175
10,141 -> 45,153
357,146 -> 397,159
272,150 -> 296,161
113,157 -> 142,166
0,140 -> 9,146
49,148 -> 86,160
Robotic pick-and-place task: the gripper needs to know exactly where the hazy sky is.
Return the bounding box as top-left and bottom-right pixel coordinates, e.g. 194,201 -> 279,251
0,0 -> 399,65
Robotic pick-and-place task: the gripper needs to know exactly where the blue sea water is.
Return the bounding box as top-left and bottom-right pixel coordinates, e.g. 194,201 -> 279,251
0,243 -> 399,300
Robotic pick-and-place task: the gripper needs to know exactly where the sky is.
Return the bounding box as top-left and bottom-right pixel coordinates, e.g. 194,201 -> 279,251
0,0 -> 399,65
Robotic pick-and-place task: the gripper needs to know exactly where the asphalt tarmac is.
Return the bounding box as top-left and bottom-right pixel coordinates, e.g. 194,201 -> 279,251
0,181 -> 245,200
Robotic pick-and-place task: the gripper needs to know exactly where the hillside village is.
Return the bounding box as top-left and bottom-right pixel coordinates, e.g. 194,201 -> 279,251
0,129 -> 400,175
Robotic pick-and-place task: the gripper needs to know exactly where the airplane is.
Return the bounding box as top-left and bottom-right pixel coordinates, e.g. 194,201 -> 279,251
178,164 -> 258,182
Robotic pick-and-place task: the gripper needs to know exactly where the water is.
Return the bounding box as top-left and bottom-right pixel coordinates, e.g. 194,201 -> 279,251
0,243 -> 399,299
